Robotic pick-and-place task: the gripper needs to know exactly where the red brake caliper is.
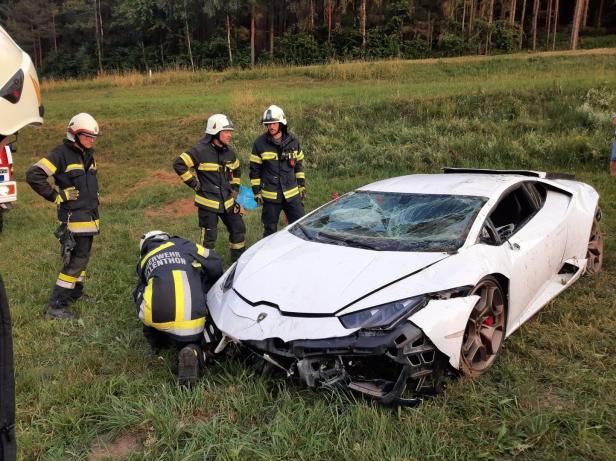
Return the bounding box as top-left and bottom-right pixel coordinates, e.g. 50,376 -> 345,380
484,316 -> 494,326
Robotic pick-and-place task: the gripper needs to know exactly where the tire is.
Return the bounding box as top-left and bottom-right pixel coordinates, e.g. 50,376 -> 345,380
460,276 -> 507,377
585,209 -> 603,275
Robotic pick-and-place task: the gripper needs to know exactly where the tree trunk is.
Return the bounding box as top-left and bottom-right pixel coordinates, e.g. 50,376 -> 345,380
594,0 -> 604,28
94,0 -> 103,73
183,0 -> 194,71
510,0 -> 517,24
360,0 -> 367,52
531,0 -> 539,51
462,0 -> 467,32
582,0 -> 589,27
326,0 -> 332,43
226,14 -> 233,66
269,6 -> 274,58
552,0 -> 559,50
310,0 -> 314,30
51,7 -> 58,54
546,0 -> 552,47
570,0 -> 584,49
518,0 -> 527,48
486,0 -> 494,54
469,0 -> 476,32
251,3 -> 256,67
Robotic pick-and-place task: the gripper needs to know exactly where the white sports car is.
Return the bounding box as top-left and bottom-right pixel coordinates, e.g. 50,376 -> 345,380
207,169 -> 602,405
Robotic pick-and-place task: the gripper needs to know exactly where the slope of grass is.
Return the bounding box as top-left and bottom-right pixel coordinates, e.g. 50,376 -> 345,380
1,50 -> 615,460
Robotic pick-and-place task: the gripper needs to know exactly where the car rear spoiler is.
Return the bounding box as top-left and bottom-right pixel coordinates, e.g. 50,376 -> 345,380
442,167 -> 575,180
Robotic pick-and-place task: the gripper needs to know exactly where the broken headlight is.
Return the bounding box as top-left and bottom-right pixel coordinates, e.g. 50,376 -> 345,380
339,295 -> 426,330
222,262 -> 237,292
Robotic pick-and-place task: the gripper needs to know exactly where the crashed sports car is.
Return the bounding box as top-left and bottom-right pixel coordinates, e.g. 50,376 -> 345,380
207,169 -> 602,404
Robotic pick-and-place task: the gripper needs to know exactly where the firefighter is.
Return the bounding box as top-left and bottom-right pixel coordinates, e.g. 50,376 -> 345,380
173,114 -> 246,262
1,24 -> 44,461
250,105 -> 305,237
26,113 -> 100,320
134,230 -> 223,386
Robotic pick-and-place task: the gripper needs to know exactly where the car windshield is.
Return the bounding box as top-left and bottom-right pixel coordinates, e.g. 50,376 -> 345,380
291,191 -> 487,252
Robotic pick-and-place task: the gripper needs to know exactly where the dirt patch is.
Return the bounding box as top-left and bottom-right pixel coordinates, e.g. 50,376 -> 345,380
145,197 -> 194,218
133,170 -> 180,191
88,431 -> 143,461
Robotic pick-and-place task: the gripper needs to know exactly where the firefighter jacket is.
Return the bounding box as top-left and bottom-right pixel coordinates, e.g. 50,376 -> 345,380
173,138 -> 241,213
134,237 -> 223,339
26,140 -> 100,235
250,132 -> 305,203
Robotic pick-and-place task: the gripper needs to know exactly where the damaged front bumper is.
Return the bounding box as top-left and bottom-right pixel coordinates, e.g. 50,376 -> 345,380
240,320 -> 447,406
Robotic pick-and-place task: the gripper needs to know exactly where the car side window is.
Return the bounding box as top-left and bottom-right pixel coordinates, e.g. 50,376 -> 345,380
484,184 -> 539,244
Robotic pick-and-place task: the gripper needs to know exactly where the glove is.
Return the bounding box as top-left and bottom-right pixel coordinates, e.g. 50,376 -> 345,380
55,187 -> 79,204
299,186 -> 306,199
231,188 -> 239,199
254,193 -> 263,207
191,178 -> 201,192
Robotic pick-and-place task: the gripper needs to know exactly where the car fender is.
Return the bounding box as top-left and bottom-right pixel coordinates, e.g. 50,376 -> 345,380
409,295 -> 480,369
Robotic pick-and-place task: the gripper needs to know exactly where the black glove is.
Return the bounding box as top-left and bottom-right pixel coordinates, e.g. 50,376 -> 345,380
191,178 -> 201,192
55,187 -> 79,204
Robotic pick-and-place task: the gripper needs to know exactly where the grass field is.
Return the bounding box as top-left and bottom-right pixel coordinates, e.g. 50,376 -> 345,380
1,49 -> 616,460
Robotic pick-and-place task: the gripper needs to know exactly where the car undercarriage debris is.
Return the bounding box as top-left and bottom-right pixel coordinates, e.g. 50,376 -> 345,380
242,321 -> 450,406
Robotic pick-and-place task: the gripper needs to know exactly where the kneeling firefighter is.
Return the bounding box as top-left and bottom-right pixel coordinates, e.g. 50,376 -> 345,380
173,114 -> 246,262
134,231 -> 223,386
26,113 -> 100,320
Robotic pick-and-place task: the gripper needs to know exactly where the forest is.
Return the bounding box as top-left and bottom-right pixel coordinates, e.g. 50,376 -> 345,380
1,0 -> 615,78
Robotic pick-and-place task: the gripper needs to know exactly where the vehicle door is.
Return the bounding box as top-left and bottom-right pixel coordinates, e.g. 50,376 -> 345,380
479,182 -> 568,332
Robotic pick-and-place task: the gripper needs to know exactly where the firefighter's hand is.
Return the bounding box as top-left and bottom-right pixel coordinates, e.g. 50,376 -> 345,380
191,179 -> 201,192
299,186 -> 306,199
55,187 -> 79,204
254,193 -> 263,207
231,189 -> 239,199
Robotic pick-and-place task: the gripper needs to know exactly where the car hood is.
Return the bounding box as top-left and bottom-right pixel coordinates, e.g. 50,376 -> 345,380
233,231 -> 449,315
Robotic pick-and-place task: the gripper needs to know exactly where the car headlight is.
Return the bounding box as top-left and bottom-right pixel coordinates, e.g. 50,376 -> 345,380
339,296 -> 426,330
222,263 -> 237,292
0,185 -> 9,197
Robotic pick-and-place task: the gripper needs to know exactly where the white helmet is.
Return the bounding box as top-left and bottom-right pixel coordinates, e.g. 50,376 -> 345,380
140,230 -> 170,254
205,114 -> 234,136
67,113 -> 99,142
0,26 -> 44,136
262,105 -> 287,126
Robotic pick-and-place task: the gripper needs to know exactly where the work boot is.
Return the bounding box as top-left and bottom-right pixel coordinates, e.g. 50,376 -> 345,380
71,283 -> 94,302
230,248 -> 244,263
46,306 -> 78,320
178,344 -> 200,387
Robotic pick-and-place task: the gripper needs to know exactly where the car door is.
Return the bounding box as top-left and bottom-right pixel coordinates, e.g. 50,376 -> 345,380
481,182 -> 568,332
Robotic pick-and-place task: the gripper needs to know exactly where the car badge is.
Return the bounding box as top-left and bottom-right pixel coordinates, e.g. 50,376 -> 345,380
257,312 -> 267,323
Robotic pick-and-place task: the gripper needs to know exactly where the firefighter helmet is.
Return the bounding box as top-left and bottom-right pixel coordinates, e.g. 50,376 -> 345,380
262,105 -> 287,126
66,113 -> 99,142
205,114 -> 234,135
140,230 -> 170,254
0,26 -> 44,136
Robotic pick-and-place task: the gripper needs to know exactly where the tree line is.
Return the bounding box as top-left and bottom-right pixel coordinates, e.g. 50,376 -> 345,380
1,0 -> 614,78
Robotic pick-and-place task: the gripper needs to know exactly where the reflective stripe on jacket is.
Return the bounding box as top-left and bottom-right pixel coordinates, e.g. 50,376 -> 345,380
173,139 -> 240,213
134,237 -> 223,339
26,140 -> 100,235
249,132 -> 304,203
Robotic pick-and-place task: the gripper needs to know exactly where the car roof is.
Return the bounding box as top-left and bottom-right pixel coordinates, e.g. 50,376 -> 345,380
357,173 -> 529,197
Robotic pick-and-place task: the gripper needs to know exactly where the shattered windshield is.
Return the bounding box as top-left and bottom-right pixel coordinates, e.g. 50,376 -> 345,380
291,191 -> 487,252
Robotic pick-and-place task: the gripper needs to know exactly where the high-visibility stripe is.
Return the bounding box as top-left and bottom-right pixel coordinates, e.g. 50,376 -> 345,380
180,152 -> 194,168
55,279 -> 75,289
283,187 -> 300,199
261,152 -> 278,161
35,158 -> 57,176
143,279 -> 154,325
198,163 -> 220,172
90,162 -> 97,171
296,151 -> 305,161
180,171 -> 193,181
58,273 -> 78,283
172,270 -> 192,325
250,178 -> 261,186
65,163 -> 84,172
295,172 -> 305,179
77,271 -> 86,282
224,197 -> 235,210
228,159 -> 240,169
200,228 -> 206,246
196,244 -> 209,258
230,177 -> 241,185
140,241 -> 175,268
195,195 -> 220,209
229,241 -> 245,250
261,190 -> 278,200
151,318 -> 205,334
67,219 -> 100,234
249,154 -> 262,164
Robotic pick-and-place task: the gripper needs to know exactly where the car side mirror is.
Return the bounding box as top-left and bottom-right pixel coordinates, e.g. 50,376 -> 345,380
495,224 -> 515,241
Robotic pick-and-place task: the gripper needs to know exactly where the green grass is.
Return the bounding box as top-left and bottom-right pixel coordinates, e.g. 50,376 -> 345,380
1,49 -> 616,460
